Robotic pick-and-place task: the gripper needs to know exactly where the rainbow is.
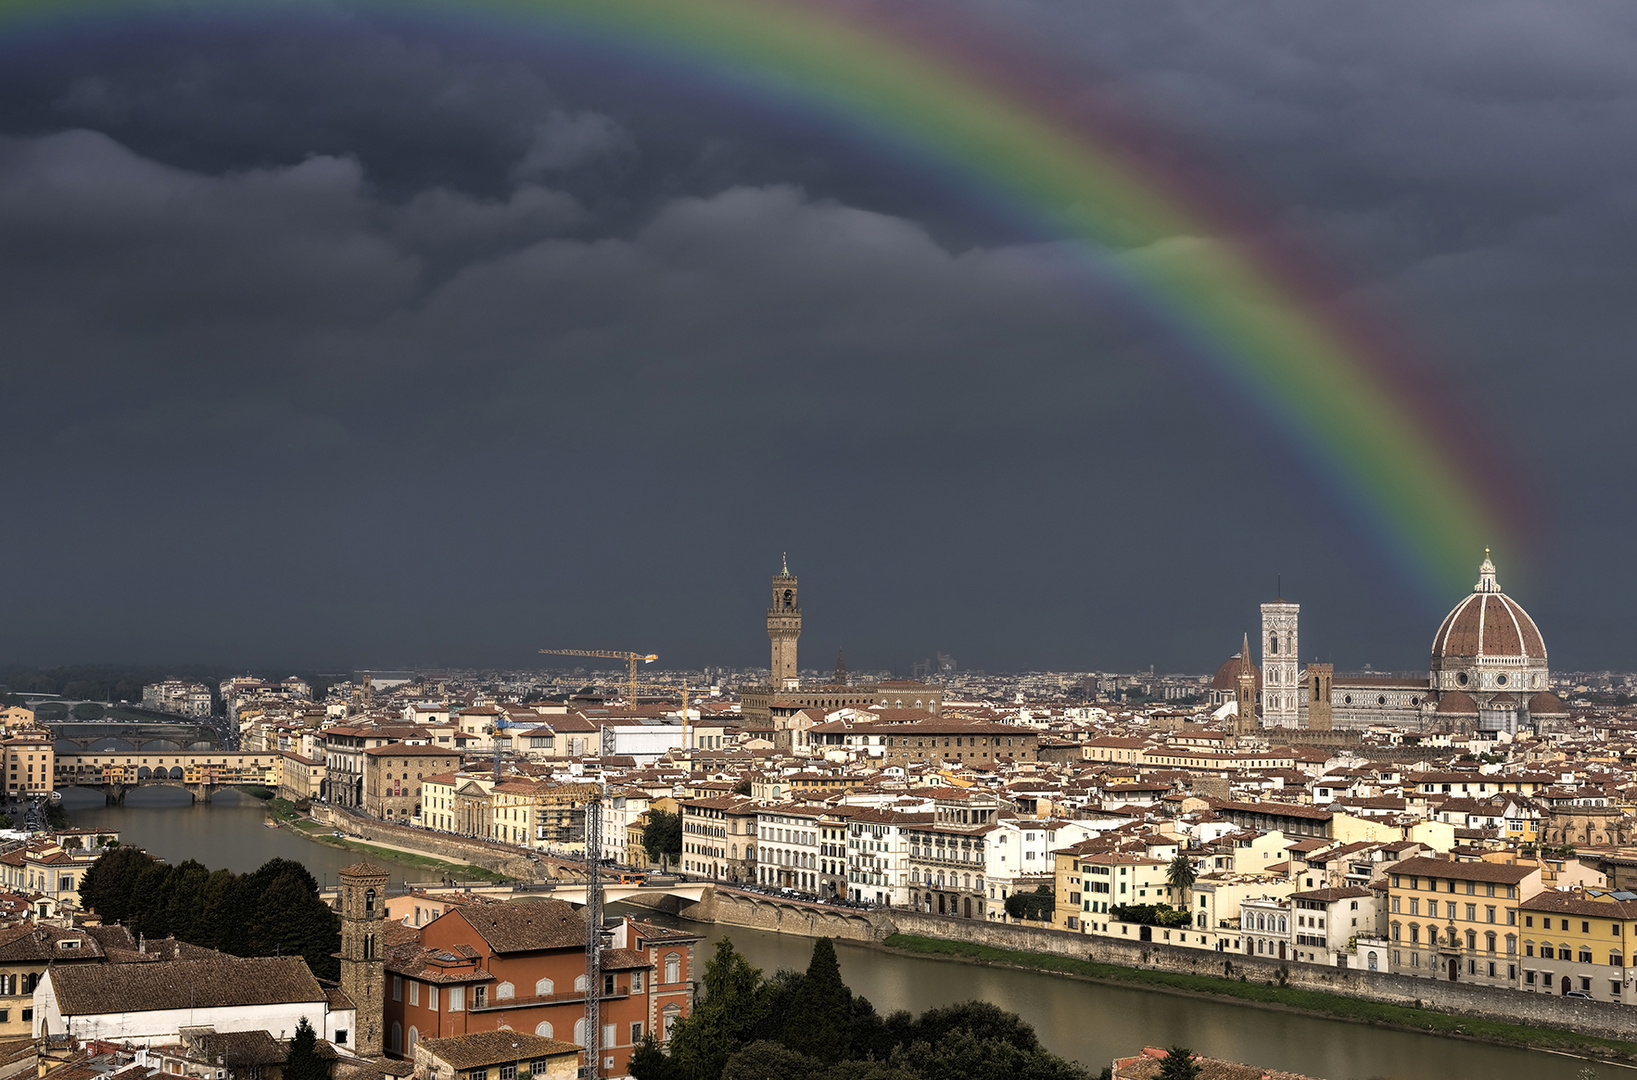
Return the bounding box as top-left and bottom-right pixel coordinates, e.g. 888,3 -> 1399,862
0,0 -> 1525,594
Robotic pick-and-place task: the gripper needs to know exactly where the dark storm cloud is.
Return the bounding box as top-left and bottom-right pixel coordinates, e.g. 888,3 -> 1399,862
2,1 -> 1635,671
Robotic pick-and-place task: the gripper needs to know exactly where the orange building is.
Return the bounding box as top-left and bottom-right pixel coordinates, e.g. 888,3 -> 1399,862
383,899 -> 698,1076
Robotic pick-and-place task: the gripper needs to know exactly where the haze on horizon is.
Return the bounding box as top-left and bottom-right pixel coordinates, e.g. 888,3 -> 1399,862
2,1 -> 1634,676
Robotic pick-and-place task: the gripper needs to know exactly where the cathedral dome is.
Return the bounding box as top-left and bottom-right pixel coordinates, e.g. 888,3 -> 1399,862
1528,691 -> 1568,716
1435,690 -> 1478,714
1210,653 -> 1261,693
1431,555 -> 1546,666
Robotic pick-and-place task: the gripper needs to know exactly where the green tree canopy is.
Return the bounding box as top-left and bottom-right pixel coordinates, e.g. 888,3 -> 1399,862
1156,1047 -> 1200,1080
1004,886 -> 1055,922
643,810 -> 683,869
284,1017 -> 329,1080
1165,853 -> 1197,900
782,938 -> 852,1062
664,938 -> 768,1080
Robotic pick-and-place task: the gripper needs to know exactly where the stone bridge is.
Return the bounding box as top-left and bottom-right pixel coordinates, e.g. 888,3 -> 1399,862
54,750 -> 279,804
522,881 -> 712,908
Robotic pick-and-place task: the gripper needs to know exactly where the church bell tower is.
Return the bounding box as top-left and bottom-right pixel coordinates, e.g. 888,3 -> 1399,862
768,555 -> 801,691
338,861 -> 389,1058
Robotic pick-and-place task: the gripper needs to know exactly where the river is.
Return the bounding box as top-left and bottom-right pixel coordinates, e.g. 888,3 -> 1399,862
57,787 -> 429,888
60,791 -> 1613,1080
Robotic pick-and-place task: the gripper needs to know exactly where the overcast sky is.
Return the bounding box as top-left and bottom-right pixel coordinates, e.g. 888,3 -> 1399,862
2,1 -> 1634,675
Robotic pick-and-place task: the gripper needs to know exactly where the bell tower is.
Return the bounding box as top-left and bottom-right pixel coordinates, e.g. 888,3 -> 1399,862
1234,632 -> 1259,736
1305,663 -> 1334,731
338,861 -> 389,1059
768,555 -> 801,691
1260,596 -> 1299,728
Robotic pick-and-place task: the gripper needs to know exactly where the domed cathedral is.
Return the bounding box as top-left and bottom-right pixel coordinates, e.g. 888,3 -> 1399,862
1212,553 -> 1565,736
1427,551 -> 1564,734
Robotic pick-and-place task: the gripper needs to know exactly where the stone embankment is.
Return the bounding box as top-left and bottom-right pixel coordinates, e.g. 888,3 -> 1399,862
312,806 -> 585,881
702,888 -> 1637,1044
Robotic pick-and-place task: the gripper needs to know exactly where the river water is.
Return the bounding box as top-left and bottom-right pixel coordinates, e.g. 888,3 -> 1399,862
58,787 -> 426,888
60,791 -> 1612,1080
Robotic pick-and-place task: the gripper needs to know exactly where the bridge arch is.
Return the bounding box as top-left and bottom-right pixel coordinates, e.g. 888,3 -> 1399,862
87,738 -> 136,752
137,738 -> 184,751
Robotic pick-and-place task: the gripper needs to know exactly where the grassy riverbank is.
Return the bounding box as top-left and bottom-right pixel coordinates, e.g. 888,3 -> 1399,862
266,799 -> 509,882
882,933 -> 1637,1060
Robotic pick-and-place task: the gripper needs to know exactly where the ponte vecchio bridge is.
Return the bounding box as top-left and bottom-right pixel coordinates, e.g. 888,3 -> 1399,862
53,751 -> 280,803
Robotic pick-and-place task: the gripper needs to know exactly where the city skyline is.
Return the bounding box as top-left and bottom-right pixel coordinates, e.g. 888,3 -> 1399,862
4,1 -> 1635,671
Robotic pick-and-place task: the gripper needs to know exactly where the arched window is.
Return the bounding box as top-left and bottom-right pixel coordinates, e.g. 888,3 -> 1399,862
535,1022 -> 554,1037
574,1018 -> 587,1046
364,889 -> 375,914
390,1023 -> 402,1054
535,977 -> 554,996
364,934 -> 375,960
1367,951 -> 1378,971
1269,634 -> 1279,655
664,953 -> 681,984
1278,916 -> 1287,934
662,1004 -> 682,1040
574,974 -> 588,992
496,981 -> 515,1000
407,1027 -> 418,1052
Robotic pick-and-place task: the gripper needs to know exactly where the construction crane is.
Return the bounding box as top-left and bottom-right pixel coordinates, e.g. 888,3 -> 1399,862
582,789 -> 608,1080
538,649 -> 658,704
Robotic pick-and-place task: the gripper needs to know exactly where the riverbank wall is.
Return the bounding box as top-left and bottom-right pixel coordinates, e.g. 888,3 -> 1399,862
703,888 -> 1637,1043
310,807 -> 552,880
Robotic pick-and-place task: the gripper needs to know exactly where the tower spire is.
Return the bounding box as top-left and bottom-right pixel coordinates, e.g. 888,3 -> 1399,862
782,551 -> 789,575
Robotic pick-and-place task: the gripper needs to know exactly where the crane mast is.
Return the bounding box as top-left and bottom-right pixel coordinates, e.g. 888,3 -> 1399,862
582,789 -> 605,1079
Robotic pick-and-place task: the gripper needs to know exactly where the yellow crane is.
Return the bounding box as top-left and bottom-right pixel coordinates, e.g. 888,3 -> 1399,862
538,648 -> 658,703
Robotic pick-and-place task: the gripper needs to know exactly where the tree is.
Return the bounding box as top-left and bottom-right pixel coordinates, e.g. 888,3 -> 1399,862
0,815 -> 12,830
1004,886 -> 1055,922
643,810 -> 683,870
782,938 -> 852,1062
62,834 -> 83,850
1156,1046 -> 1200,1080
1166,853 -> 1197,908
78,846 -> 158,924
284,1017 -> 328,1080
723,1041 -> 817,1080
666,939 -> 768,1080
629,1034 -> 679,1080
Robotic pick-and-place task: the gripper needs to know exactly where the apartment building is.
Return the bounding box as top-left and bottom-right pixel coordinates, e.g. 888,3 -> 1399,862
755,804 -> 827,892
2,735 -> 53,799
363,745 -> 462,821
1384,855 -> 1537,986
1518,889 -> 1637,1002
678,796 -> 757,883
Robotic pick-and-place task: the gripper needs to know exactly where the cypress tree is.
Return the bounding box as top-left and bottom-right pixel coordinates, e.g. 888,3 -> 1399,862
781,938 -> 851,1063
284,1017 -> 328,1080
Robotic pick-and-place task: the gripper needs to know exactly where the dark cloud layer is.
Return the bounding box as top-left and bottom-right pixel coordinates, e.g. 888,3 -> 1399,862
2,2 -> 1635,673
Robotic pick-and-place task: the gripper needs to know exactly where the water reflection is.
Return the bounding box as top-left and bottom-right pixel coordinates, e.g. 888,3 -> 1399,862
59,787 -> 423,886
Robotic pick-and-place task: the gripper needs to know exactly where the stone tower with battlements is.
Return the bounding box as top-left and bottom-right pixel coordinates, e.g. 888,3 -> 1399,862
768,556 -> 801,691
1306,663 -> 1334,731
338,861 -> 389,1058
